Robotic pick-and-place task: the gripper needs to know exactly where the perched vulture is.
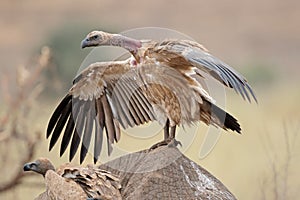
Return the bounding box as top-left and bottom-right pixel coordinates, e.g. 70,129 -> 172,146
23,158 -> 122,200
47,31 -> 256,163
80,31 -> 257,132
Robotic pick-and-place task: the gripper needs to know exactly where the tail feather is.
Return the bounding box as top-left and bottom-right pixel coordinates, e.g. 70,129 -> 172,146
201,99 -> 241,133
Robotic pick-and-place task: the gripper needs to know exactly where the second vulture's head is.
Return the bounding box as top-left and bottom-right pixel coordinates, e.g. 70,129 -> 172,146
23,158 -> 55,177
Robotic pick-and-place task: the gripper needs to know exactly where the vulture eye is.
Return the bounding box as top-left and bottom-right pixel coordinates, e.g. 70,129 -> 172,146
30,163 -> 37,168
91,35 -> 99,40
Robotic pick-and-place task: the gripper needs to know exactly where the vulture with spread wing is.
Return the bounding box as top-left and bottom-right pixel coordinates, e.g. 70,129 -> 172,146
47,31 -> 256,163
23,158 -> 122,200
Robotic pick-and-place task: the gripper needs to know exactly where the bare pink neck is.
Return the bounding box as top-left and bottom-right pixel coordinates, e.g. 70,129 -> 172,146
111,34 -> 142,55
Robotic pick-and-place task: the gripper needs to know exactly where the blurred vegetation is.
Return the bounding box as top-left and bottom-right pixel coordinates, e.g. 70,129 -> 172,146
47,25 -> 89,83
260,122 -> 300,200
241,61 -> 279,86
39,23 -> 122,98
0,46 -> 50,196
42,24 -> 90,97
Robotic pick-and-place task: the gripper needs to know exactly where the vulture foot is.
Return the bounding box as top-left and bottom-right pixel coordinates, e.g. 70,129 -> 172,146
149,138 -> 182,151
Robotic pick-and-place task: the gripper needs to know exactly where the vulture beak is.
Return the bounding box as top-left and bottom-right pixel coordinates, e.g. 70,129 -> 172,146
23,162 -> 34,171
81,38 -> 89,49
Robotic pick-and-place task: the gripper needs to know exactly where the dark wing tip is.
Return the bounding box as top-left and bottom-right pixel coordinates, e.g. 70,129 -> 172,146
80,146 -> 88,164
93,156 -> 98,164
69,132 -> 79,162
47,94 -> 72,136
224,112 -> 241,134
60,117 -> 75,157
49,102 -> 72,151
69,120 -> 84,162
49,144 -> 54,151
47,94 -> 72,147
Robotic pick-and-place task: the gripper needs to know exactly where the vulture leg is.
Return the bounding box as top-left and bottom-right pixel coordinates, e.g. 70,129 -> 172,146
163,119 -> 170,140
149,124 -> 181,150
169,126 -> 176,139
169,125 -> 182,147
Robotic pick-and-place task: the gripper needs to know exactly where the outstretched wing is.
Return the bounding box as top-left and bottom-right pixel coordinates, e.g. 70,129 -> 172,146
47,57 -> 240,164
46,60 -> 155,164
157,40 -> 257,102
47,58 -> 207,164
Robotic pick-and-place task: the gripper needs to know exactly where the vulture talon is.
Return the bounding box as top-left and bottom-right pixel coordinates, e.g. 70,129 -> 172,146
149,138 -> 182,151
168,138 -> 182,148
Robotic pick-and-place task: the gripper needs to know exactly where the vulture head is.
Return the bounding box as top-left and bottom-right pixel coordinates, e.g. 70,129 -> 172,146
81,30 -> 142,54
81,30 -> 110,48
23,157 -> 55,177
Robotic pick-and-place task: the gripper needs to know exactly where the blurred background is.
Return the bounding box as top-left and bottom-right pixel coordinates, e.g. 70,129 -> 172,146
0,0 -> 299,199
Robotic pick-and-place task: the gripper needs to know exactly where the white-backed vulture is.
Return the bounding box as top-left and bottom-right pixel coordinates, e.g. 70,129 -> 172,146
23,158 -> 122,200
47,31 -> 256,163
80,31 -> 256,136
